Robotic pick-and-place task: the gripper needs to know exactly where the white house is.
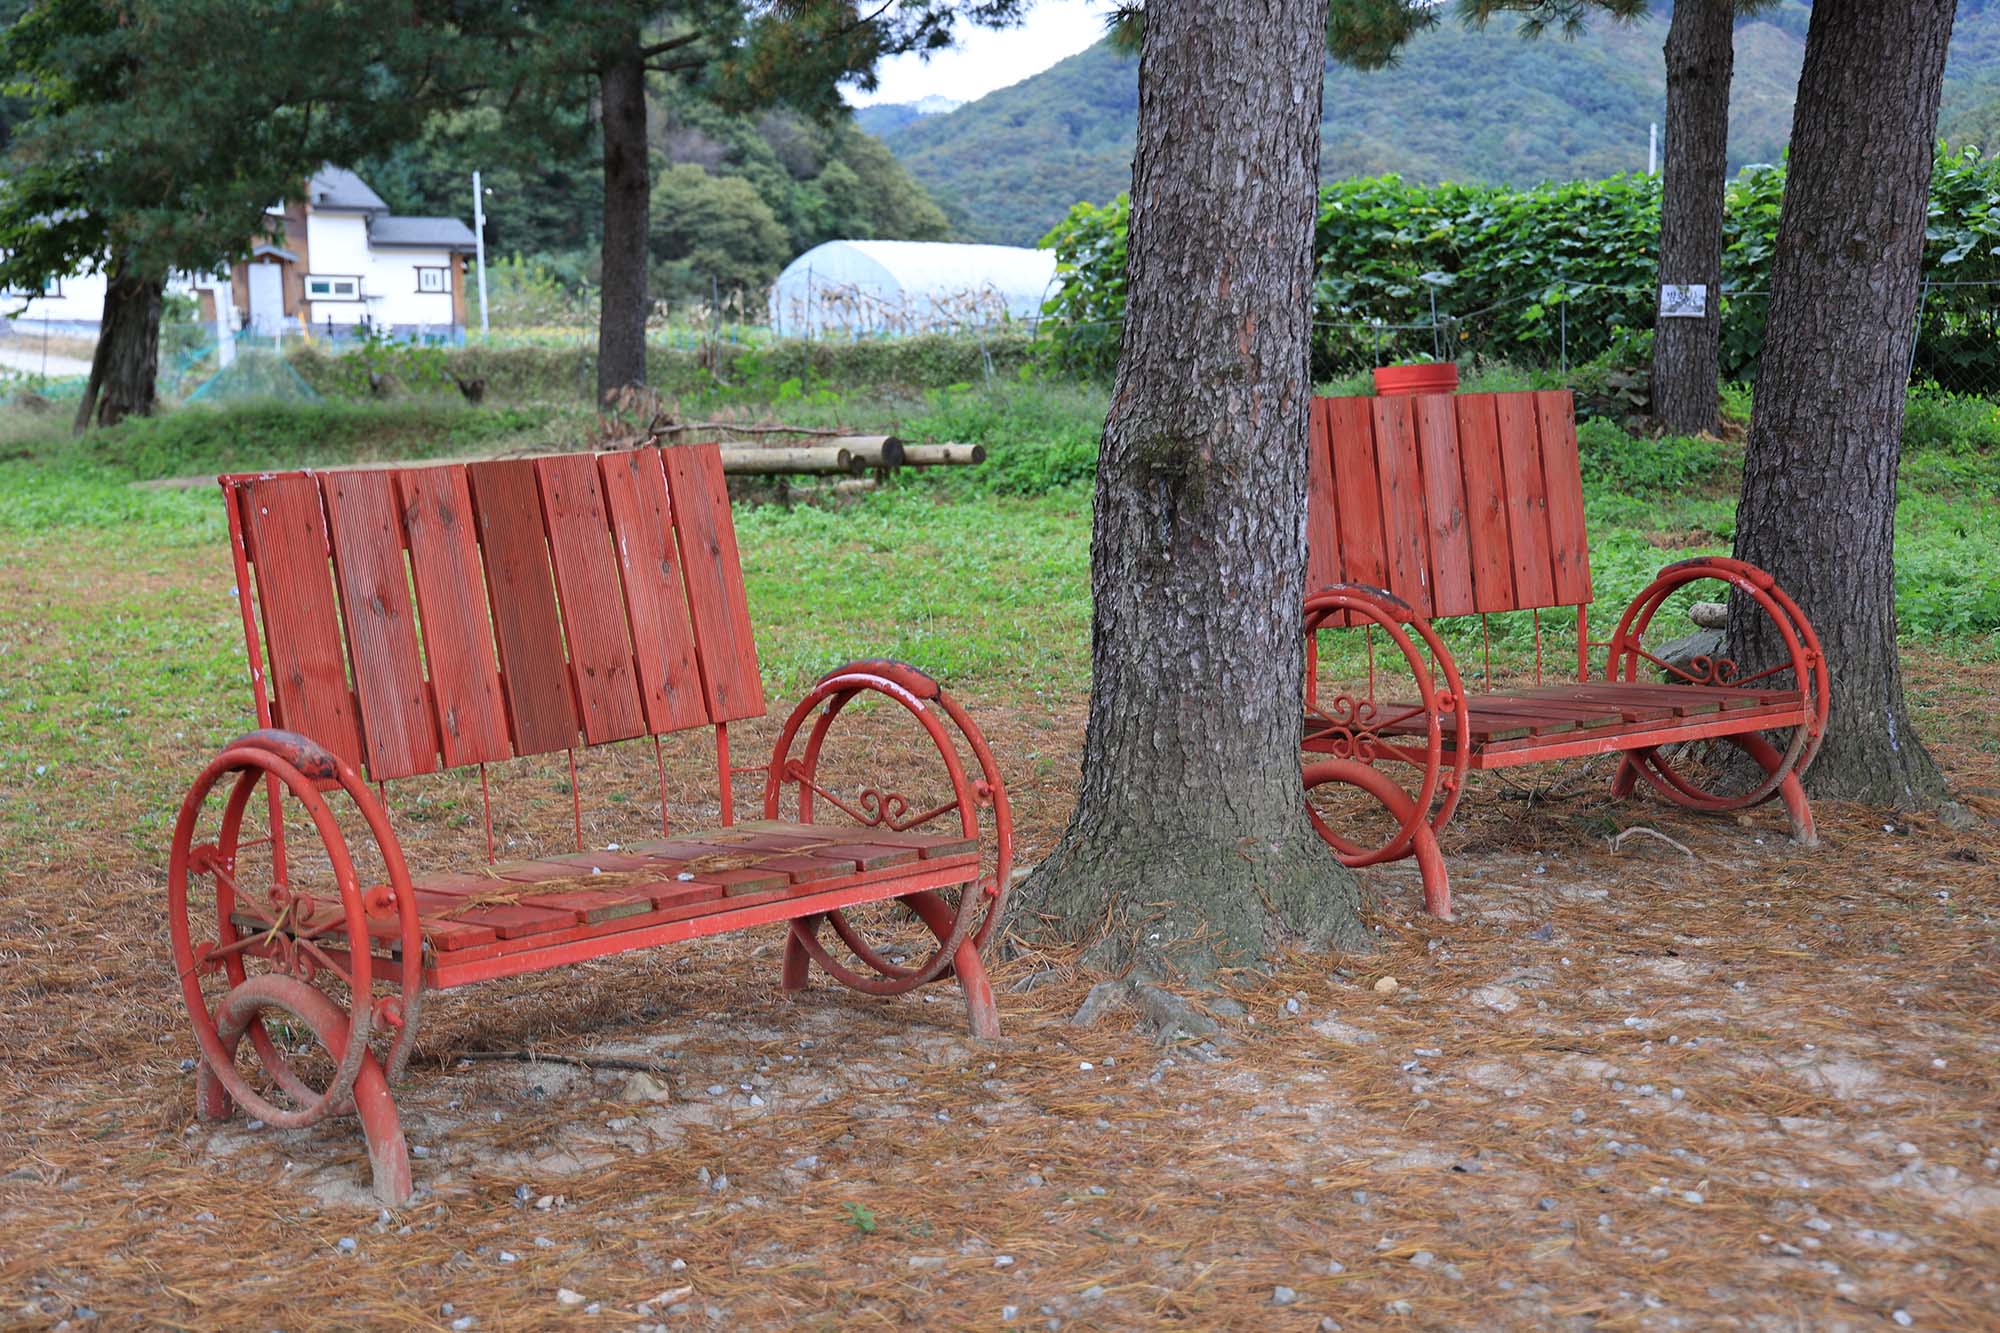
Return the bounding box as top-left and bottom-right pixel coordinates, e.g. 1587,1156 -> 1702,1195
267,166 -> 477,340
4,166 -> 477,342
1,266 -> 233,336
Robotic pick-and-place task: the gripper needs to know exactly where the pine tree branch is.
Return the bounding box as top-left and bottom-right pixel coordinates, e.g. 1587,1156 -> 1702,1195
637,31 -> 701,61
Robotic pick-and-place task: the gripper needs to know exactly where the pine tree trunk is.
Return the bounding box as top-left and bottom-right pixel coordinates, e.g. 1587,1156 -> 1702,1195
73,264 -> 165,433
1012,0 -> 1361,976
1732,0 -> 1954,809
596,26 -> 649,403
1650,0 -> 1733,436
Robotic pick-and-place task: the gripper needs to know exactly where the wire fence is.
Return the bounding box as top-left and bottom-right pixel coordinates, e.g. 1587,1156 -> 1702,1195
1020,273 -> 2000,401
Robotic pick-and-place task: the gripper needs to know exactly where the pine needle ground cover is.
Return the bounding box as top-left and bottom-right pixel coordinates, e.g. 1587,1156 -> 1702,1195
1,392 -> 1995,1328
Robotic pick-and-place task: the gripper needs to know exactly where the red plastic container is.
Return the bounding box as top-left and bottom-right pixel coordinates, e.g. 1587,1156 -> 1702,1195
1373,362 -> 1460,396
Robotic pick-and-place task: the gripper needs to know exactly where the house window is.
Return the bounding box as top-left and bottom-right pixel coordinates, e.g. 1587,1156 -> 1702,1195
304,274 -> 362,301
415,266 -> 448,293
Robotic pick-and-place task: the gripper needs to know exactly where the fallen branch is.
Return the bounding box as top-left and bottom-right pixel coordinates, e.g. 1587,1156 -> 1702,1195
1607,826 -> 1699,860
654,420 -> 843,437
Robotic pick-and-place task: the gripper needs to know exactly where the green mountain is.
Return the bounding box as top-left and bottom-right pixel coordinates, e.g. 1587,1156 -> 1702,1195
1943,0 -> 2000,153
880,1 -> 2000,246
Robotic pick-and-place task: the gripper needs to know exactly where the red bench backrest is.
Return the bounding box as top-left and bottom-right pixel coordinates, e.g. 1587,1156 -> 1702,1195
223,443 -> 764,783
1307,389 -> 1592,619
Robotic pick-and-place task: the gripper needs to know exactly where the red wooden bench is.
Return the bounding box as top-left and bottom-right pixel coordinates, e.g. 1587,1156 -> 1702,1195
168,443 -> 1012,1204
1300,390 -> 1828,920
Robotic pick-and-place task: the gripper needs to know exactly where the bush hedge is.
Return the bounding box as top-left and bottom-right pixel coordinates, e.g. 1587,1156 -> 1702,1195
1041,148 -> 2000,383
286,331 -> 1038,404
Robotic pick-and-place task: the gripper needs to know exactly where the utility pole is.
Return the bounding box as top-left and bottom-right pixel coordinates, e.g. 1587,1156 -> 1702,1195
1648,121 -> 1659,175
472,171 -> 491,338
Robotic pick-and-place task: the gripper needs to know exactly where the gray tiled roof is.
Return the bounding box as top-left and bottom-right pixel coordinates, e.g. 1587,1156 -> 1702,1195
309,165 -> 388,213
369,216 -> 478,252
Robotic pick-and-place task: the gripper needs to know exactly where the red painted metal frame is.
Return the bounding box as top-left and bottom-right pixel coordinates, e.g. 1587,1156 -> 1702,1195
1602,555 -> 1829,812
1303,758 -> 1451,920
761,662 -> 1013,1040
1300,391 -> 1828,921
1303,585 -> 1469,867
181,458 -> 1013,1206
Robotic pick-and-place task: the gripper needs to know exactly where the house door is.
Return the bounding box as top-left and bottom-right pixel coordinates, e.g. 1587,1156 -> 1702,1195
247,263 -> 284,337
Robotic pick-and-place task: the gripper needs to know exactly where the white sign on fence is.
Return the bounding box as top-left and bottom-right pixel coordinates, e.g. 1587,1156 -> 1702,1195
1659,284 -> 1709,319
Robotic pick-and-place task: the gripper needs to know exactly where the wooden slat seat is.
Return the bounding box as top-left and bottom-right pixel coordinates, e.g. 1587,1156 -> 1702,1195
1320,683 -> 1810,767
234,820 -> 982,983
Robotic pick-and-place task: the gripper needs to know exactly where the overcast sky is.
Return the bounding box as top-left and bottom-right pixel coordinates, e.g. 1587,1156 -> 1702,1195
845,1 -> 1115,107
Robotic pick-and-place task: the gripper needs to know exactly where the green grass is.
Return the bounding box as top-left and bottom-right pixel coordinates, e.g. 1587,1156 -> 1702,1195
2,378 -> 1996,858
737,487 -> 1091,694
0,399 -> 578,541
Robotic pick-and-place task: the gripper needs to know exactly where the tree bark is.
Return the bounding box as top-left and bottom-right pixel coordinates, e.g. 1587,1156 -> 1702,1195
1012,0 -> 1361,977
596,25 -> 650,402
1732,0 -> 1954,809
73,262 -> 165,433
1650,0 -> 1733,436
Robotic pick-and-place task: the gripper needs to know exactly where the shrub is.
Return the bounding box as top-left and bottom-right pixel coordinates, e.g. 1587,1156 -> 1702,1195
735,332 -> 1037,393
1902,382 -> 2000,455
1041,147 -> 2000,385
1575,418 -> 1735,496
288,331 -> 1038,404
899,381 -> 1104,496
71,401 -> 559,481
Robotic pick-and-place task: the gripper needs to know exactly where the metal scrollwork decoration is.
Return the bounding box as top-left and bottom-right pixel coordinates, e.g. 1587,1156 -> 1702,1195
1603,557 -> 1829,812
762,664 -> 1014,997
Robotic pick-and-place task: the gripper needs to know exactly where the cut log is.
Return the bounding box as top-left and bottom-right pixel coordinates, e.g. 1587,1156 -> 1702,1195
135,436 -> 976,494
827,435 -> 906,469
717,446 -> 860,476
902,443 -> 986,467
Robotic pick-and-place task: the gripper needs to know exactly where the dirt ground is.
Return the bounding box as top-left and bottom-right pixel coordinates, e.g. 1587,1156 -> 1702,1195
2,658 -> 1998,1330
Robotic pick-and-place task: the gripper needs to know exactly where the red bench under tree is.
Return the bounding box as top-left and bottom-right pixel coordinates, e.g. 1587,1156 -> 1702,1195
169,443 -> 1012,1204
1300,390 -> 1828,920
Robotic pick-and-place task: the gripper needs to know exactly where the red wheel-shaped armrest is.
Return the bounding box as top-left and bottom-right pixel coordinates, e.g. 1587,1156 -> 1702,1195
815,659 -> 942,701
169,730 -> 425,1125
763,661 -> 1013,993
1604,557 -> 1829,804
1302,585 -> 1471,865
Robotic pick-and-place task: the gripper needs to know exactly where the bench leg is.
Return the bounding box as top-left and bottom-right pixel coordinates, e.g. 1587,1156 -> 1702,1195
1303,759 -> 1454,921
950,938 -> 1003,1041
353,1055 -> 413,1207
780,917 -> 817,993
1611,753 -> 1642,801
196,1061 -> 233,1123
780,900 -> 1000,1039
900,891 -> 1002,1040
1405,819 -> 1452,922
196,1053 -> 410,1206
1614,738 -> 1818,849
1777,769 -> 1817,847
195,977 -> 414,1208
1729,733 -> 1818,848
